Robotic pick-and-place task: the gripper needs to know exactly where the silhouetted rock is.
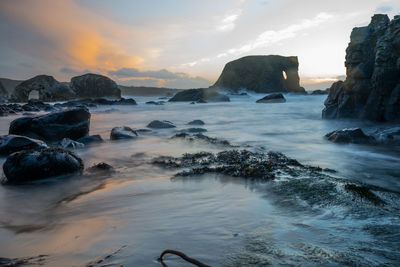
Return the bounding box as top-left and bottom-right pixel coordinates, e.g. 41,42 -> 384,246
188,120 -> 205,125
0,135 -> 47,156
325,128 -> 376,144
147,120 -> 176,128
70,73 -> 121,98
54,97 -> 136,108
322,14 -> 400,122
169,88 -> 230,102
76,134 -> 104,145
9,108 -> 90,141
213,55 -> 305,93
110,126 -> 138,140
10,75 -> 75,102
2,148 -> 83,183
256,93 -> 286,103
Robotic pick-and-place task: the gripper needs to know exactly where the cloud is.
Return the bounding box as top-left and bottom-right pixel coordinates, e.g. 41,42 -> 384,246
375,4 -> 400,15
182,12 -> 334,67
216,0 -> 247,32
0,0 -> 143,75
108,68 -> 212,89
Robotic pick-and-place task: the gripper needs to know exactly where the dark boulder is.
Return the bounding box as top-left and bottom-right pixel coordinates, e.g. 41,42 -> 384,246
146,101 -> 165,105
76,135 -> 104,145
9,108 -> 90,141
147,120 -> 176,128
70,73 -> 121,98
322,14 -> 400,122
168,88 -> 230,102
213,55 -> 305,93
0,135 -> 48,156
2,148 -> 84,184
110,126 -> 138,140
10,75 -> 75,102
325,128 -> 376,144
188,120 -> 205,125
256,93 -> 286,103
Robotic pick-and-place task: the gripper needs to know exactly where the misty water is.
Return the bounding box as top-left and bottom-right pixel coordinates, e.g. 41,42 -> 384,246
0,94 -> 399,266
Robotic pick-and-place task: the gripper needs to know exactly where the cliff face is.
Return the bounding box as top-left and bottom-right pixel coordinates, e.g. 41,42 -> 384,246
213,55 -> 305,93
323,14 -> 400,122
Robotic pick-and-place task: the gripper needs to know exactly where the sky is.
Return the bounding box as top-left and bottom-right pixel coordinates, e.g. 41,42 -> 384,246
0,0 -> 399,90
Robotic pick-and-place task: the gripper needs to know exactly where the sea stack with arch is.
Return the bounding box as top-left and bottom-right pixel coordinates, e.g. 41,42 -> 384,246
213,55 -> 305,93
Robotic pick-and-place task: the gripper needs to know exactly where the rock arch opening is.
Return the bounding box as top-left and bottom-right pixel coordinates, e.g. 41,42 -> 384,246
28,90 -> 39,100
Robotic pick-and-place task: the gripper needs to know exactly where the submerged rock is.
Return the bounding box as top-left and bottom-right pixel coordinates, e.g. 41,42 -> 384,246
146,101 -> 165,105
345,184 -> 385,205
0,135 -> 48,156
187,120 -> 205,125
153,150 -> 305,180
59,138 -> 85,149
9,108 -> 90,141
256,93 -> 286,103
10,75 -> 75,102
76,134 -> 104,145
375,127 -> 400,145
110,126 -> 138,140
3,148 -> 84,183
213,55 -> 305,93
147,120 -> 176,129
179,128 -> 207,133
87,162 -> 115,173
322,14 -> 400,122
325,128 -> 376,144
70,73 -> 121,98
170,133 -> 231,146
168,88 -> 230,102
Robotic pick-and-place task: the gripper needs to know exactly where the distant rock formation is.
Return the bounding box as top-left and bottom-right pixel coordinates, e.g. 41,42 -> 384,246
213,55 -> 305,93
71,73 -> 121,98
323,14 -> 400,122
10,75 -> 75,102
0,81 -> 8,101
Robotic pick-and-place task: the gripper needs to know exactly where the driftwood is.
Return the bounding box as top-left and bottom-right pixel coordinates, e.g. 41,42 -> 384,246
158,249 -> 211,267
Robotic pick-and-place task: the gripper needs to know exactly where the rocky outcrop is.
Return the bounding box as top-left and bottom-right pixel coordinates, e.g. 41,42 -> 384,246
2,148 -> 83,184
0,135 -> 48,156
256,93 -> 286,103
213,55 -> 305,93
322,14 -> 400,122
9,108 -> 90,141
168,88 -> 230,102
70,73 -> 121,98
310,88 -> 329,95
110,126 -> 138,140
10,75 -> 76,102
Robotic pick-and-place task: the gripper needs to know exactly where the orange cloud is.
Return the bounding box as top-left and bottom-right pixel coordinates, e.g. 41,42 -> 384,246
0,0 -> 143,75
